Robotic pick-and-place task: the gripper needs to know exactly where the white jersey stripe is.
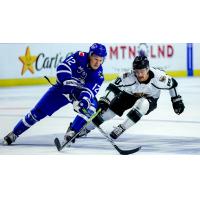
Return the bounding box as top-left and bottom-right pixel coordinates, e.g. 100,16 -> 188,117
57,70 -> 72,75
59,63 -> 72,73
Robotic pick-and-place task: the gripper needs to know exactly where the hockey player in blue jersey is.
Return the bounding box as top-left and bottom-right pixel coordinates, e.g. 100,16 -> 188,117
3,43 -> 107,145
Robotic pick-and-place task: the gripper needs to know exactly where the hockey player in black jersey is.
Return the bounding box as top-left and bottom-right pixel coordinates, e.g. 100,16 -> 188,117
77,55 -> 185,140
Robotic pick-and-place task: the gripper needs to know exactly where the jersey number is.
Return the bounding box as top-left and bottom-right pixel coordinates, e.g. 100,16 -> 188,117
92,84 -> 101,94
65,57 -> 76,66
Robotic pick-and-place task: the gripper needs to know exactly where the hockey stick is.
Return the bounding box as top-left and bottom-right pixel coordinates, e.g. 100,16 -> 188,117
54,109 -> 102,151
54,108 -> 141,154
94,125 -> 141,155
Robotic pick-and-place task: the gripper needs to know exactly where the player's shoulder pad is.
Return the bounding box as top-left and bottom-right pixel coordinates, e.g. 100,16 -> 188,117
122,71 -> 132,79
150,67 -> 168,81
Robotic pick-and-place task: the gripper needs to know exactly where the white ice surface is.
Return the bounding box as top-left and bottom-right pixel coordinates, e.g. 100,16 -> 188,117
0,77 -> 200,154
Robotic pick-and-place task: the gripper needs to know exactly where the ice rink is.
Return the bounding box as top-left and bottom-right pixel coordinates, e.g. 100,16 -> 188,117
0,77 -> 200,155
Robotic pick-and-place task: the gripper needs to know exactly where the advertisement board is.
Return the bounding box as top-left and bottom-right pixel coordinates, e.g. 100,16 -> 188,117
0,43 -> 198,86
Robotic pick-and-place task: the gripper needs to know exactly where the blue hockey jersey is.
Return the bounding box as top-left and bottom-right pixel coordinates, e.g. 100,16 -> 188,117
11,50 -> 106,138
56,51 -> 104,101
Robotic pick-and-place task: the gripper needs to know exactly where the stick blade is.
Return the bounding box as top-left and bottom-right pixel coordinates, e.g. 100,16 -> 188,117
114,145 -> 142,155
54,138 -> 62,151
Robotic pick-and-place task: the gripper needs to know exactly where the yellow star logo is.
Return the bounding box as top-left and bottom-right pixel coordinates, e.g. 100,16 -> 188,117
19,47 -> 37,75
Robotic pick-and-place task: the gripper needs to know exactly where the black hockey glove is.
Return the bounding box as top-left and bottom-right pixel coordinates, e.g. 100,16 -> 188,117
98,96 -> 110,112
171,95 -> 185,115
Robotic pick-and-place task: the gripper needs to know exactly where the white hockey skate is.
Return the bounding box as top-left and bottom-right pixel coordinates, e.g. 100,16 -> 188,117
110,124 -> 126,139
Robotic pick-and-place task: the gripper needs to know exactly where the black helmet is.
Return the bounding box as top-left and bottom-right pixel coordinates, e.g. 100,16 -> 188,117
132,56 -> 149,70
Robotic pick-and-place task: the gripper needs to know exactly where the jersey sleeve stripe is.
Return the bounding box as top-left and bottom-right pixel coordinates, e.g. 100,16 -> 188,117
57,70 -> 72,75
59,63 -> 72,73
80,89 -> 94,99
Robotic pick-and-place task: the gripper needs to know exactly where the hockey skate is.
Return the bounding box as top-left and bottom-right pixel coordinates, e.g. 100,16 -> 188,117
110,124 -> 126,139
3,132 -> 17,145
64,125 -> 77,143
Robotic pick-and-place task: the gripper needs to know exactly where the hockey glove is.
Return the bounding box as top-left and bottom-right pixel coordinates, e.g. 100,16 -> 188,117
73,97 -> 91,116
98,96 -> 110,112
171,95 -> 185,115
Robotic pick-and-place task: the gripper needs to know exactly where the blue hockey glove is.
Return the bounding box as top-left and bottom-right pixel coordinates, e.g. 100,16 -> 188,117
171,95 -> 185,115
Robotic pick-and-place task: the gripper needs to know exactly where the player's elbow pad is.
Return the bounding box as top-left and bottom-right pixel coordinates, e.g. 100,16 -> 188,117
171,78 -> 178,88
104,83 -> 121,101
56,73 -> 72,85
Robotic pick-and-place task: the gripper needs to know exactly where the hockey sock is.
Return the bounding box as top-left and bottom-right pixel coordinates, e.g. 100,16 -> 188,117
71,115 -> 87,133
13,109 -> 46,136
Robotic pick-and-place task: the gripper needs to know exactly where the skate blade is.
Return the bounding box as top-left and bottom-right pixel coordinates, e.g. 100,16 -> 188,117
2,140 -> 9,145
